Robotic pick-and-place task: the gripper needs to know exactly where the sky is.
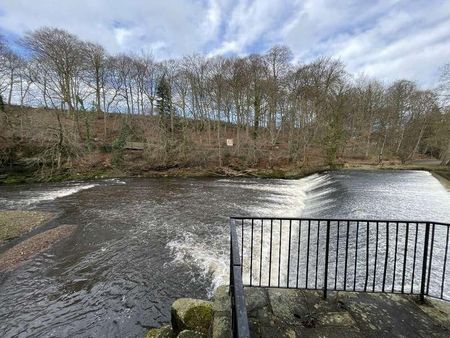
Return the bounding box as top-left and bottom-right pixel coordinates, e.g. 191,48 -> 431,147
0,0 -> 449,87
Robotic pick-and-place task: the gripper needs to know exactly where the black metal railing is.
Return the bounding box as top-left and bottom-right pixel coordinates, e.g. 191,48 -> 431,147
229,217 -> 450,337
229,218 -> 250,338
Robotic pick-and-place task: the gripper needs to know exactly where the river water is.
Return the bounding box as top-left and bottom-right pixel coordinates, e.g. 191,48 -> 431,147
0,170 -> 449,337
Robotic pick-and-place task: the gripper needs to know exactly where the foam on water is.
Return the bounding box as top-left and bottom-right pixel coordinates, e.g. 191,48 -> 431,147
0,178 -> 128,209
219,173 -> 334,217
22,184 -> 99,205
166,173 -> 335,295
166,233 -> 228,295
0,183 -> 99,209
102,178 -> 127,185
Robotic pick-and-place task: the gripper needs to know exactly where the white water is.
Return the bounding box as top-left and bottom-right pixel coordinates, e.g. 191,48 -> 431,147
22,184 -> 98,205
166,173 -> 335,295
0,183 -> 99,208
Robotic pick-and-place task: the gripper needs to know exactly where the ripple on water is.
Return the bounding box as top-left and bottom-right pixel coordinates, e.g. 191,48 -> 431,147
1,171 -> 450,337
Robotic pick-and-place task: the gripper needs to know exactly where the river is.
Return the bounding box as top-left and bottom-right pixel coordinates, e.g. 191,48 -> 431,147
0,170 -> 449,337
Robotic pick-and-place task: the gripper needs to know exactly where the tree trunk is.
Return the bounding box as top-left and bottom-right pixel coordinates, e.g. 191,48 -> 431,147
379,128 -> 388,164
408,125 -> 425,161
8,70 -> 14,105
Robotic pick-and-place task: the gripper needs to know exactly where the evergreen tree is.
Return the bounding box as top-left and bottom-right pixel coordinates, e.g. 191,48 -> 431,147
156,75 -> 172,132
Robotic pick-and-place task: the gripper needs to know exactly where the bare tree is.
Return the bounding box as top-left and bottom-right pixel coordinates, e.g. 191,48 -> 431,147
1,26 -> 448,176
22,27 -> 86,112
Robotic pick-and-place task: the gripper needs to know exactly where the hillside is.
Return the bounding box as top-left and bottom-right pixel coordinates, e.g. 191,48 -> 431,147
1,104 -> 448,184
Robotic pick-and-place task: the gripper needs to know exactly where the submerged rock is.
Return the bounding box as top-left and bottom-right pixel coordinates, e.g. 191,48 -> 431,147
0,210 -> 54,243
0,224 -> 77,271
171,298 -> 213,335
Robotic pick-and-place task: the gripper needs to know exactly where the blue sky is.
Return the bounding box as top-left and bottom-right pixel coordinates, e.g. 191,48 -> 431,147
1,0 -> 449,87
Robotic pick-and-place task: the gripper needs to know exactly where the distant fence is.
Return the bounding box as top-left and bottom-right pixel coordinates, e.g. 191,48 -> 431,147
229,217 -> 450,338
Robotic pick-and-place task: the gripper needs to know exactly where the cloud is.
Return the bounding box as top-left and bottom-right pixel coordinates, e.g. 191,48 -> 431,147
0,0 -> 449,86
283,0 -> 450,87
0,0 -> 209,57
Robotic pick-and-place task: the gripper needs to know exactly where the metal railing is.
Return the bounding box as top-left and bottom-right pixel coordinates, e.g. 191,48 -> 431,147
229,217 -> 450,338
229,218 -> 250,338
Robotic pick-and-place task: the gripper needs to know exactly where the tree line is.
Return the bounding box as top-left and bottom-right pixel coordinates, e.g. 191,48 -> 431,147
0,27 -> 449,174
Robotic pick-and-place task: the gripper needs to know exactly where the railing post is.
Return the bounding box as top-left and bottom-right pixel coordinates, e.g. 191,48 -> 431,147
229,218 -> 250,338
420,222 -> 430,303
229,219 -> 235,336
229,230 -> 233,295
323,220 -> 331,299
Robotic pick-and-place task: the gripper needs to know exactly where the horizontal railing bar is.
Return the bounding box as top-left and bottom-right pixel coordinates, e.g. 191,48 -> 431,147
230,217 -> 450,227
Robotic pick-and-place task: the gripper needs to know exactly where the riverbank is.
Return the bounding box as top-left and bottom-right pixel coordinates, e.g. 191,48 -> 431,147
0,224 -> 77,271
0,160 -> 334,183
1,160 -> 448,185
0,210 -> 54,244
432,171 -> 450,189
0,165 -> 329,184
0,210 -> 78,272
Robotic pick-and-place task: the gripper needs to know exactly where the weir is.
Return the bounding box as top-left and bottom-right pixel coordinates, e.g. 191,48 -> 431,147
229,217 -> 450,338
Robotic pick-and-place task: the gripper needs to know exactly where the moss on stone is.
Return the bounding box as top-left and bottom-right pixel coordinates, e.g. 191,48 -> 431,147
183,304 -> 213,334
145,328 -> 159,338
171,298 -> 213,335
145,325 -> 174,338
177,330 -> 206,338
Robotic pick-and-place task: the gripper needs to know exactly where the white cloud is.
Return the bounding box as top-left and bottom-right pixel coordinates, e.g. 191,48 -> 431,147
0,0 -> 449,86
0,0 -> 209,57
209,1 -> 298,55
283,0 -> 450,87
114,27 -> 132,46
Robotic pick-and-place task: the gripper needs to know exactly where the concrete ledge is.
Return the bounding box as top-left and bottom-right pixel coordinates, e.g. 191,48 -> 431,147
243,288 -> 450,337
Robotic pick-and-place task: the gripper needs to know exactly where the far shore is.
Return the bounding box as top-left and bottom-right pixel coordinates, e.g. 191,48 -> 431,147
431,171 -> 450,189
1,159 -> 448,185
